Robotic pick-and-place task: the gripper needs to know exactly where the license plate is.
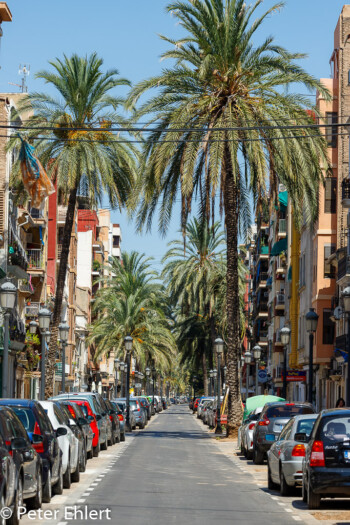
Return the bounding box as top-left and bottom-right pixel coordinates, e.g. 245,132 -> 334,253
266,434 -> 275,441
344,451 -> 350,460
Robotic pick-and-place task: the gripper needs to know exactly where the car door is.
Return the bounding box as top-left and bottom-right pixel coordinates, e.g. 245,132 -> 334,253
269,420 -> 293,482
10,411 -> 37,495
36,404 -> 60,482
54,404 -> 78,471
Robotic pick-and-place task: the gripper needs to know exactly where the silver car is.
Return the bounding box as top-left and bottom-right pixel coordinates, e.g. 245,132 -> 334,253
197,398 -> 213,419
240,407 -> 263,459
267,414 -> 317,495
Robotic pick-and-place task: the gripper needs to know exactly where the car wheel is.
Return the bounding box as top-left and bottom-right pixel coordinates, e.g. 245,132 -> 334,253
93,441 -> 100,457
267,463 -> 278,490
71,459 -> 80,483
79,443 -> 87,473
87,448 -> 93,460
115,430 -> 120,444
253,446 -> 264,465
120,432 -> 125,442
308,481 -> 321,509
53,463 -> 63,495
27,469 -> 43,509
8,475 -> 23,525
101,437 -> 108,451
63,458 -> 71,489
302,476 -> 307,503
280,467 -> 291,496
138,422 -> 145,430
246,450 -> 253,460
42,469 -> 52,504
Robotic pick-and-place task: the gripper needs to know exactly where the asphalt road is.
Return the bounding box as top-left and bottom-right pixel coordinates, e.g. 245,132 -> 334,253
65,405 -> 303,525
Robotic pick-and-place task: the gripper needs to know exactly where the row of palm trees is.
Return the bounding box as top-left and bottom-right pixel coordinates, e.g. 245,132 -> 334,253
9,0 -> 330,433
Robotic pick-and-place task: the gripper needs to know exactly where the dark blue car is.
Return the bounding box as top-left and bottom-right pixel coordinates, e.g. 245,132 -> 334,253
0,400 -> 63,504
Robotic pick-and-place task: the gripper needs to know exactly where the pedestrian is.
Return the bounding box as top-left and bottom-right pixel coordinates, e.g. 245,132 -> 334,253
336,397 -> 345,408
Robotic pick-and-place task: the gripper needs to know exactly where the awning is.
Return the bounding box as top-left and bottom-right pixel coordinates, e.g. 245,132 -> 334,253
271,237 -> 287,256
279,191 -> 288,208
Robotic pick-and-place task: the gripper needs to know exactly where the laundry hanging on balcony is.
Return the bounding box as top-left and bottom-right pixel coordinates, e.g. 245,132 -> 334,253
270,237 -> 288,257
18,136 -> 55,208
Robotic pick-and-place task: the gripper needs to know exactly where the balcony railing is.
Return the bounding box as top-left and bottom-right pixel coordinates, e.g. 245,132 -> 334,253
27,249 -> 44,270
276,293 -> 285,305
25,302 -> 40,317
337,255 -> 350,282
18,281 -> 34,294
275,329 -> 282,343
257,272 -> 268,283
258,302 -> 268,313
276,256 -> 287,270
57,244 -> 62,259
30,208 -> 44,219
279,219 -> 287,234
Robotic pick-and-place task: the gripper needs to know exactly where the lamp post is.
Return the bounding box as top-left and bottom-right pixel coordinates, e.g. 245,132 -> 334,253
253,345 -> 262,395
145,367 -> 150,395
58,321 -> 69,394
240,355 -> 245,397
0,281 -> 17,398
152,367 -> 156,412
342,286 -> 350,405
305,308 -> 319,405
244,351 -> 252,401
212,369 -> 217,397
209,369 -> 213,396
223,365 -> 227,393
215,337 -> 224,434
280,326 -> 291,400
38,307 -> 51,400
119,362 -> 125,397
114,357 -> 120,398
124,335 -> 133,432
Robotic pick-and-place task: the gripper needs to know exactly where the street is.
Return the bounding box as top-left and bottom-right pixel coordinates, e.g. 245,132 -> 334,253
22,405 -> 310,525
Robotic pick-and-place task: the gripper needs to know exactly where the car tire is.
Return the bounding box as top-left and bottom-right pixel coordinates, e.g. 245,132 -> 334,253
42,469 -> 52,504
267,463 -> 278,490
63,458 -> 71,489
246,450 -> 253,460
280,468 -> 291,496
308,482 -> 321,509
253,446 -> 264,465
115,430 -> 120,444
101,437 -> 108,451
120,432 -> 126,442
138,422 -> 145,430
93,441 -> 100,457
8,475 -> 23,525
87,448 -> 93,460
79,443 -> 87,473
27,469 -> 43,509
302,477 -> 307,503
71,460 -> 80,483
53,463 -> 63,495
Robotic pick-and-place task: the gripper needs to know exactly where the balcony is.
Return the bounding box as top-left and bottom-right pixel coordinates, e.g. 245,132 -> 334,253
278,219 -> 287,237
342,178 -> 350,208
25,302 -> 40,318
258,331 -> 268,345
29,207 -> 46,226
57,244 -> 62,259
257,272 -> 268,290
276,293 -> 285,310
57,206 -> 67,224
18,280 -> 34,295
256,302 -> 268,317
337,255 -> 350,285
27,249 -> 45,271
276,256 -> 287,274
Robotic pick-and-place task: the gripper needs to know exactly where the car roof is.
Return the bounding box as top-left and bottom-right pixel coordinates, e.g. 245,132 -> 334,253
291,414 -> 318,421
320,408 -> 350,417
0,399 -> 35,407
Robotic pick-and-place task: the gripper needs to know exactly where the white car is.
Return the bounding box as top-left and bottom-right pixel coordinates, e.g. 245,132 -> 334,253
197,397 -> 214,419
39,401 -> 80,488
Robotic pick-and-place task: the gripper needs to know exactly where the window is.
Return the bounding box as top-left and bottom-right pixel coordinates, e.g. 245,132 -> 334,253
325,178 -> 336,213
113,236 -> 119,248
325,112 -> 338,148
324,244 -> 336,278
323,309 -> 335,345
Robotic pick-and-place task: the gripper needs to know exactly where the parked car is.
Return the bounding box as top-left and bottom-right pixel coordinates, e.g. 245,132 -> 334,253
60,401 -> 93,464
115,401 -> 136,430
240,407 -> 264,459
200,400 -> 213,424
0,399 -> 62,504
267,414 -> 317,495
118,398 -> 146,429
197,398 -> 213,419
0,406 -> 43,522
252,402 -> 315,464
110,401 -> 126,441
58,402 -> 88,472
193,398 -> 201,413
302,408 -> 350,509
39,401 -> 80,488
103,398 -> 121,444
0,429 -> 16,524
135,397 -> 152,421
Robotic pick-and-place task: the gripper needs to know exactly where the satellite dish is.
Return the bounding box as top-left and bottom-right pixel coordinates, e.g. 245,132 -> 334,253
334,306 -> 343,320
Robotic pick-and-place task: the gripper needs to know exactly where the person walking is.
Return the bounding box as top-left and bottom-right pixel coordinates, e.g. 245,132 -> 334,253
336,397 -> 345,408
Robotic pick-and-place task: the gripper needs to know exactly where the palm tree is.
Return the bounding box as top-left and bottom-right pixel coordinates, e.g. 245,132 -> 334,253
89,252 -> 175,370
162,218 -> 225,392
9,53 -> 138,397
127,0 -> 330,434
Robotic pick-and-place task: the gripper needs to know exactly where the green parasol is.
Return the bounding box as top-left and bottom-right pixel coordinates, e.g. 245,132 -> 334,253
243,395 -> 285,421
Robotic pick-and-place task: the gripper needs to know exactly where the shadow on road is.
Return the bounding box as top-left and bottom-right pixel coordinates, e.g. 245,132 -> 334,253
137,429 -> 212,440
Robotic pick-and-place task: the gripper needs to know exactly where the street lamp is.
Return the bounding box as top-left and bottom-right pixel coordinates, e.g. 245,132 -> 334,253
223,366 -> 227,392
209,369 -> 214,396
124,336 -> 133,432
280,326 -> 291,400
119,362 -> 125,397
0,281 -> 17,398
114,357 -> 120,398
214,337 -> 224,434
38,307 -> 51,400
29,320 -> 38,335
145,367 -> 150,395
305,308 -> 319,405
244,351 -> 252,402
58,321 -> 69,394
343,285 -> 350,405
152,367 -> 156,412
253,344 -> 262,395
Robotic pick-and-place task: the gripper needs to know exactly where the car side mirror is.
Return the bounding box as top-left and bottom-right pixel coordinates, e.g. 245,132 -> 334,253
96,414 -> 102,422
31,434 -> 43,444
295,432 -> 309,443
87,415 -> 94,423
78,417 -> 88,426
11,437 -> 28,451
56,427 -> 68,437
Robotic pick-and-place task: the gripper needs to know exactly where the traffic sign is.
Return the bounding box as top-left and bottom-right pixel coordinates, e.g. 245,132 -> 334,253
258,370 -> 268,383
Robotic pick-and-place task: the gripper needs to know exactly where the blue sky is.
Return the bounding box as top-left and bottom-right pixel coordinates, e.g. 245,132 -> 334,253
0,0 -> 347,270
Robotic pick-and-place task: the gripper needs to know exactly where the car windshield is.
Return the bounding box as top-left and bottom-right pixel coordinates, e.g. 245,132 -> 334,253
266,405 -> 314,418
296,418 -> 316,436
117,403 -> 125,411
320,416 -> 350,443
78,404 -> 88,417
12,407 -> 36,432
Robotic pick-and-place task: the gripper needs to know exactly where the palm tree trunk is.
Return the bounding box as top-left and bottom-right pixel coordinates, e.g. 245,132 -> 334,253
223,150 -> 242,437
45,187 -> 78,398
202,352 -> 208,395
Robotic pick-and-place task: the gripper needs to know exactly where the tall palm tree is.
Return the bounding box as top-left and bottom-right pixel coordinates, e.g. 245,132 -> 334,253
9,53 -> 138,397
127,0 -> 330,434
89,252 -> 175,370
162,218 -> 225,392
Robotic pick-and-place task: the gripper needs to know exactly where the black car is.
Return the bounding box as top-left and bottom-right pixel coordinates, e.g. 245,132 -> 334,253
0,406 -> 43,520
0,399 -> 63,504
103,399 -> 120,444
302,408 -> 350,509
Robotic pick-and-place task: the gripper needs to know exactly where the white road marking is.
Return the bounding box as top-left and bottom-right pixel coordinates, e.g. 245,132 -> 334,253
285,509 -> 292,513
293,517 -> 302,521
77,499 -> 86,503
91,483 -> 99,486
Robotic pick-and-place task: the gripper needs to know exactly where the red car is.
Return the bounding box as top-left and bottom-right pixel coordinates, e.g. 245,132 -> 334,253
66,399 -> 100,458
193,398 -> 201,412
